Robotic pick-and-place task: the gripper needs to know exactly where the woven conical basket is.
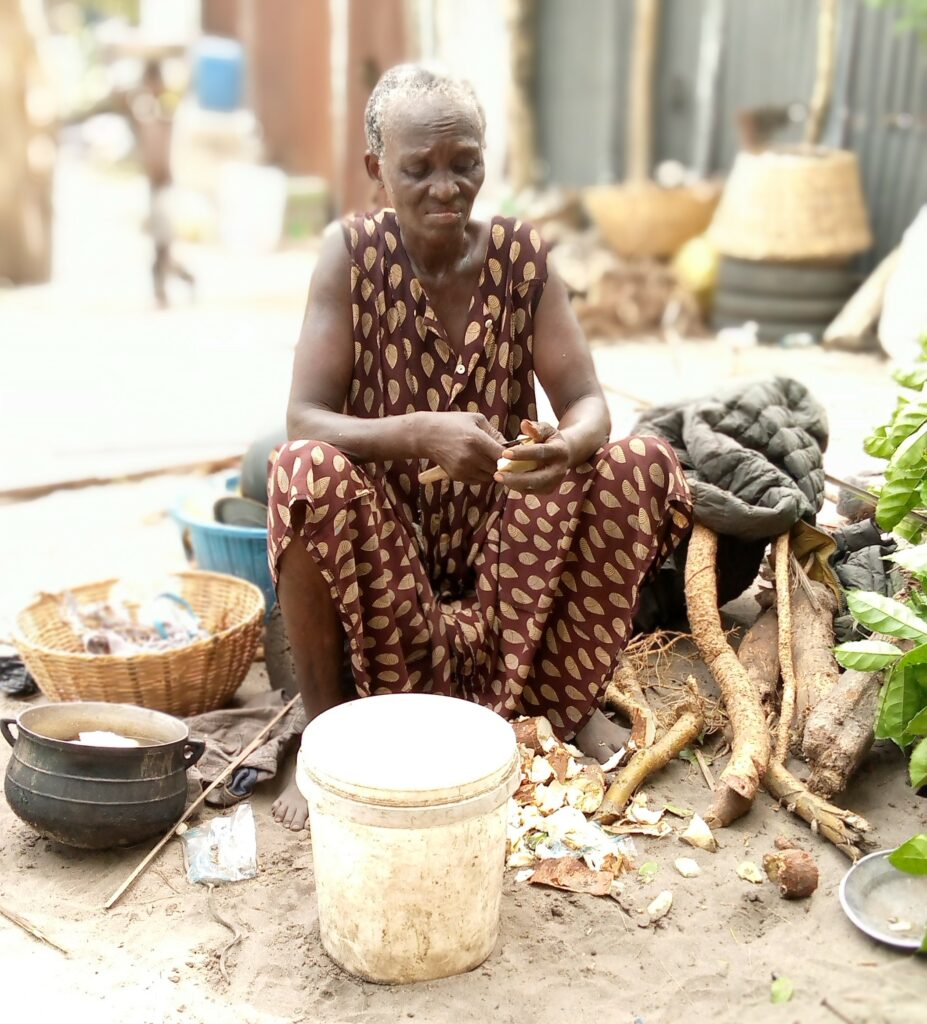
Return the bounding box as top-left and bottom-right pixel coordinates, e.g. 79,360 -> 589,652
708,147 -> 872,261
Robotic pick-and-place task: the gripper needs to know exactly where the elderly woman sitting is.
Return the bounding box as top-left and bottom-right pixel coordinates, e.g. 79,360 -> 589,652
269,65 -> 692,829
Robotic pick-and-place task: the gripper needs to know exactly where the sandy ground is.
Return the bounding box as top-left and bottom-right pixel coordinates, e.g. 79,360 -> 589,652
3,159 -> 926,1023
2,658 -> 926,1024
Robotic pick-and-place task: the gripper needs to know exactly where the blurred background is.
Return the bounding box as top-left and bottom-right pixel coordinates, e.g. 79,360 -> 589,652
1,0 -> 925,500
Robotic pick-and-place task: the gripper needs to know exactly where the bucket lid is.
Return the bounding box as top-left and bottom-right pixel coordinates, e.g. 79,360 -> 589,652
298,693 -> 518,809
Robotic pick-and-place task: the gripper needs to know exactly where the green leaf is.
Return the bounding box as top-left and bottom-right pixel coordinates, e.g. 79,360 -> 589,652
888,396 -> 927,447
864,425 -> 896,459
846,591 -> 927,640
663,803 -> 693,818
876,467 -> 925,531
887,544 -> 927,577
834,639 -> 902,672
638,861 -> 659,882
907,707 -> 927,735
770,977 -> 794,1004
892,420 -> 927,470
910,737 -> 927,789
893,364 -> 927,390
875,645 -> 927,745
888,833 -> 927,875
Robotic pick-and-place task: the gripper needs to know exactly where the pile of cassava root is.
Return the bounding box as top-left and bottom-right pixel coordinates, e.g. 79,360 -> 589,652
602,523 -> 874,860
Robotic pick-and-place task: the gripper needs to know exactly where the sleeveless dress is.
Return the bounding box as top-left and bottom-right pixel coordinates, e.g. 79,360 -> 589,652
267,209 -> 691,738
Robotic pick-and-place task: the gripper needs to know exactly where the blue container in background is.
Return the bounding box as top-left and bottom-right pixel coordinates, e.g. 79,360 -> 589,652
194,36 -> 245,112
172,475 -> 274,617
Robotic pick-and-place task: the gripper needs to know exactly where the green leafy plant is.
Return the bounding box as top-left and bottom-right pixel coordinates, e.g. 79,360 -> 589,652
835,339 -> 927,787
888,834 -> 927,952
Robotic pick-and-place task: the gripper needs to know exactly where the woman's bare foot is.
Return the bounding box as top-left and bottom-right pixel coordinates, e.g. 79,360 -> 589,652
574,709 -> 630,763
272,777 -> 309,831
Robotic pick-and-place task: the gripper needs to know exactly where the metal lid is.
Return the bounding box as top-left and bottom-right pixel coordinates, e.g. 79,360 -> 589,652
298,693 -> 519,809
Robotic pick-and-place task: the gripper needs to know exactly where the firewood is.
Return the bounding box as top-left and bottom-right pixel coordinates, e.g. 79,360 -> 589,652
685,524 -> 770,827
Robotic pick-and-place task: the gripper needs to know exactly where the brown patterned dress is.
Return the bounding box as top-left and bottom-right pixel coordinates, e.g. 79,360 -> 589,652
268,209 -> 691,738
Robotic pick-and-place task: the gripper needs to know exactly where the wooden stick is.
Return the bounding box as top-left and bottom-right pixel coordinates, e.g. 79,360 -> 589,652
104,692 -> 302,911
0,902 -> 70,955
694,748 -> 716,792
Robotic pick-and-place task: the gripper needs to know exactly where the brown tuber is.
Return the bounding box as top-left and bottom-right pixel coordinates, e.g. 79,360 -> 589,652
763,849 -> 819,899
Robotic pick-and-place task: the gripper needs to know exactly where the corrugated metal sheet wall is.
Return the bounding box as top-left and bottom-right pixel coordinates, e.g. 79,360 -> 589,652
536,0 -> 927,262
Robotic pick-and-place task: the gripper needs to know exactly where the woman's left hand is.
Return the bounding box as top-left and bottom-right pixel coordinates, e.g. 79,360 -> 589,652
495,419 -> 571,494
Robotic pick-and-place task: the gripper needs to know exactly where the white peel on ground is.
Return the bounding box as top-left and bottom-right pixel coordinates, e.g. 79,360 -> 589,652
514,868 -> 535,883
680,814 -> 718,852
600,747 -> 627,773
627,795 -> 664,826
534,780 -> 568,814
887,919 -> 913,932
674,857 -> 701,878
737,860 -> 765,884
529,756 -> 554,784
647,890 -> 673,922
565,757 -> 583,779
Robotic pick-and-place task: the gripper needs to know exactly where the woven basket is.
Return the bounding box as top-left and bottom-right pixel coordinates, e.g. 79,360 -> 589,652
707,147 -> 872,261
14,571 -> 265,717
583,180 -> 722,259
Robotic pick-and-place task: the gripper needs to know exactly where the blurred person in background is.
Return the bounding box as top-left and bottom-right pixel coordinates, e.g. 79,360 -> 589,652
267,64 -> 692,830
65,55 -> 194,307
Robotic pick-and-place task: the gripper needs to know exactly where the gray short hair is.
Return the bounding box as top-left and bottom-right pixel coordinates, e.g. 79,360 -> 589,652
364,63 -> 486,158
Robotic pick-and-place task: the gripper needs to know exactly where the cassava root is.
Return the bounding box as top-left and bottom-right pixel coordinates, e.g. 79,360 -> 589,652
684,523 -> 770,826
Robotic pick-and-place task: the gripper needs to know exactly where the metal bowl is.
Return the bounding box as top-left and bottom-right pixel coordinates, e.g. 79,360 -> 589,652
839,849 -> 927,951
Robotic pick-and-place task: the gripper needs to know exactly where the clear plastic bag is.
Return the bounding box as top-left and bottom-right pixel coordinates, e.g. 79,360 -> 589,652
180,803 -> 257,884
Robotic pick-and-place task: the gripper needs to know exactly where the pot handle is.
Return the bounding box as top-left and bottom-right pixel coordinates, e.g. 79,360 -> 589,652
183,738 -> 206,769
0,719 -> 17,748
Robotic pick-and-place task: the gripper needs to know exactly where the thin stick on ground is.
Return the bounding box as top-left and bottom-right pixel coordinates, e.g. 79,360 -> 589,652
0,902 -> 70,956
694,748 -> 716,791
595,706 -> 704,824
207,885 -> 244,984
104,692 -> 302,910
775,532 -> 797,764
684,523 -> 770,827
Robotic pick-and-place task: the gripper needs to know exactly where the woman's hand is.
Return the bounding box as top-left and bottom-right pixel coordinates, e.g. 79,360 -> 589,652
495,419 -> 571,494
420,412 -> 506,484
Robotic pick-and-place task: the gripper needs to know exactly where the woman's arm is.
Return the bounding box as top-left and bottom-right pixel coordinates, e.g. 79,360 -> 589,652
497,268 -> 610,492
286,228 -> 504,481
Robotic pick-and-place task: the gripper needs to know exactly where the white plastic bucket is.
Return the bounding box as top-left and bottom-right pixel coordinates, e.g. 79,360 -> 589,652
296,693 -> 520,984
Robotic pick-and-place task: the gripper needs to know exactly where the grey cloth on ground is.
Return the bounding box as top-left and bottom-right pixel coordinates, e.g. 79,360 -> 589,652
633,377 -> 828,540
185,690 -> 307,807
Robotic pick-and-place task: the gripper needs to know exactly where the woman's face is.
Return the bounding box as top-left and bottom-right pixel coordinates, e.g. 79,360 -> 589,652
366,94 -> 485,239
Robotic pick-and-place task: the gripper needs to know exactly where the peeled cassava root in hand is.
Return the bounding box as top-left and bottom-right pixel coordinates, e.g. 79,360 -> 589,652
684,523 -> 770,827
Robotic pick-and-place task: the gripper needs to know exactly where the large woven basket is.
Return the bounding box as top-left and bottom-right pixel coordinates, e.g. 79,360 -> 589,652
14,571 -> 265,717
583,180 -> 722,259
708,146 -> 872,261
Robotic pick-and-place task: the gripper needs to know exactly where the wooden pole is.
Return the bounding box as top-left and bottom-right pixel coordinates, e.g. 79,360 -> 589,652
804,0 -> 838,146
104,693 -> 302,910
504,0 -> 540,192
626,0 -> 661,182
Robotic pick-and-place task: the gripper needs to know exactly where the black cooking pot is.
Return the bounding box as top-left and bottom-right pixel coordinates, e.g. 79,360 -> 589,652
2,702 -> 205,849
